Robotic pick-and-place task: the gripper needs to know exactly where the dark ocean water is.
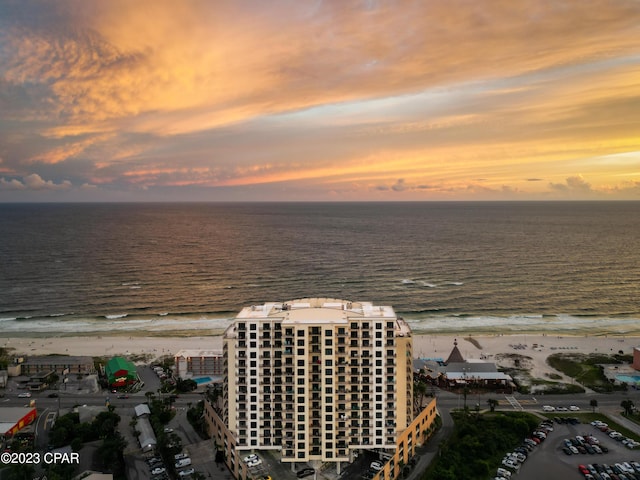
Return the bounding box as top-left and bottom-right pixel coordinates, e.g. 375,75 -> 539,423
1,202 -> 639,335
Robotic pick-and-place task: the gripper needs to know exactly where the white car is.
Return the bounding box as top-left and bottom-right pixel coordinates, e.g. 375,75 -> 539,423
370,461 -> 383,471
18,392 -> 32,398
569,405 -> 580,411
151,467 -> 166,475
496,467 -> 512,477
179,468 -> 195,477
542,405 -> 555,412
175,458 -> 192,468
243,454 -> 259,463
175,453 -> 189,460
247,458 -> 262,468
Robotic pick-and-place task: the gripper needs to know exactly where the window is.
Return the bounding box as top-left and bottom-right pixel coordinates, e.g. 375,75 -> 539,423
325,329 -> 332,336
297,329 -> 304,336
250,323 -> 257,330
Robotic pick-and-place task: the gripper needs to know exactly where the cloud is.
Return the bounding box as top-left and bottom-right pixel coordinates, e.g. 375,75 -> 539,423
0,178 -> 26,190
391,179 -> 406,192
0,174 -> 72,191
550,174 -> 592,193
1,1 -> 640,200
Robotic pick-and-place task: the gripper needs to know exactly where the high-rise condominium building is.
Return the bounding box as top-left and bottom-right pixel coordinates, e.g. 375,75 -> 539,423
222,298 -> 413,467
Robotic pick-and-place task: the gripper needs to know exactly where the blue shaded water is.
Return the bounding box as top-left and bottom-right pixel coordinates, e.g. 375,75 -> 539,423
1,202 -> 639,335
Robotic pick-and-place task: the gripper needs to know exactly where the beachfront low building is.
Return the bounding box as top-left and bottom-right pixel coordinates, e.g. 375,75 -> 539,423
416,340 -> 515,393
174,349 -> 223,379
633,346 -> 640,371
205,298 -> 439,480
105,357 -> 137,388
7,355 -> 95,377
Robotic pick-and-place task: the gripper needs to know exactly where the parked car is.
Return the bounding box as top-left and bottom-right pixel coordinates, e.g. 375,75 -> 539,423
151,467 -> 166,475
175,458 -> 191,468
247,458 -> 262,468
179,468 -> 195,477
370,461 -> 383,471
569,405 -> 580,411
18,392 -> 32,398
297,468 -> 316,478
243,454 -> 259,463
163,427 -> 174,433
175,453 -> 189,460
496,467 -> 512,477
117,394 -> 129,399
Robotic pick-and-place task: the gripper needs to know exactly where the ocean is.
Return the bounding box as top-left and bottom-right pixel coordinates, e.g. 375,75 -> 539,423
1,202 -> 639,336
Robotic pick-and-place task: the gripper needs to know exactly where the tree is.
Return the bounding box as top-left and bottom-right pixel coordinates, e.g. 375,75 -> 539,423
487,399 -> 498,412
414,381 -> 427,410
590,399 -> 598,413
621,400 -> 635,416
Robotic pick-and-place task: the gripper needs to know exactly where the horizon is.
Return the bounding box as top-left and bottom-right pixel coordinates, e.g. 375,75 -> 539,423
1,1 -> 639,202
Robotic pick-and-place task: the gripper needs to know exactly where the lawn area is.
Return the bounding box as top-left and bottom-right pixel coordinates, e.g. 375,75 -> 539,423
546,353 -> 629,393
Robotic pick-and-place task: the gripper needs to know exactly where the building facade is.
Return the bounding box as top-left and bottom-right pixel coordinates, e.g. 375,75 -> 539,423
174,349 -> 224,379
221,298 -> 414,471
8,356 -> 95,376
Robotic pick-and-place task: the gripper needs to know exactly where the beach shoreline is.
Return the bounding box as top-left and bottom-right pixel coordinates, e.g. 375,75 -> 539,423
2,333 -> 638,383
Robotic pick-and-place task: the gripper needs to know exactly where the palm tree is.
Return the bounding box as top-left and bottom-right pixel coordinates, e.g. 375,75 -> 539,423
487,398 -> 499,412
621,399 -> 635,416
414,381 -> 427,410
590,399 -> 598,413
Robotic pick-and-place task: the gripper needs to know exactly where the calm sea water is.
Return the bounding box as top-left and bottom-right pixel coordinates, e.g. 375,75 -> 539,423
1,202 -> 639,336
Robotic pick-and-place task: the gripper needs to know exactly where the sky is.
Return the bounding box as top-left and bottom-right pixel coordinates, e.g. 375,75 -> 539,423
1,0 -> 639,202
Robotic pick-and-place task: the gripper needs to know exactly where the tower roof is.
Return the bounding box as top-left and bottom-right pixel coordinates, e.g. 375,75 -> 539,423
445,339 -> 465,365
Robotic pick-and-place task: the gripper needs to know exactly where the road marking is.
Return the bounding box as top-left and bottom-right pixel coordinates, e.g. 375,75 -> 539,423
505,396 -> 523,410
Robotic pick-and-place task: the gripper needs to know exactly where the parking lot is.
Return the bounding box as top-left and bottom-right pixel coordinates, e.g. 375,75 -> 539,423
514,419 -> 640,480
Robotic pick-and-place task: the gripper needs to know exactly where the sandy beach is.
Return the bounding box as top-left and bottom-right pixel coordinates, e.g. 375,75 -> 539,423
2,333 -> 637,382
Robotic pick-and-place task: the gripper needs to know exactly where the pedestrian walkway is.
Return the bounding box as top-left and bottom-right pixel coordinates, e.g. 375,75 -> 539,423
405,407 -> 454,480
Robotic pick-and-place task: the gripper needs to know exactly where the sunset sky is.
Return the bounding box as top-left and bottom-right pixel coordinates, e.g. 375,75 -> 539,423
1,0 -> 639,202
